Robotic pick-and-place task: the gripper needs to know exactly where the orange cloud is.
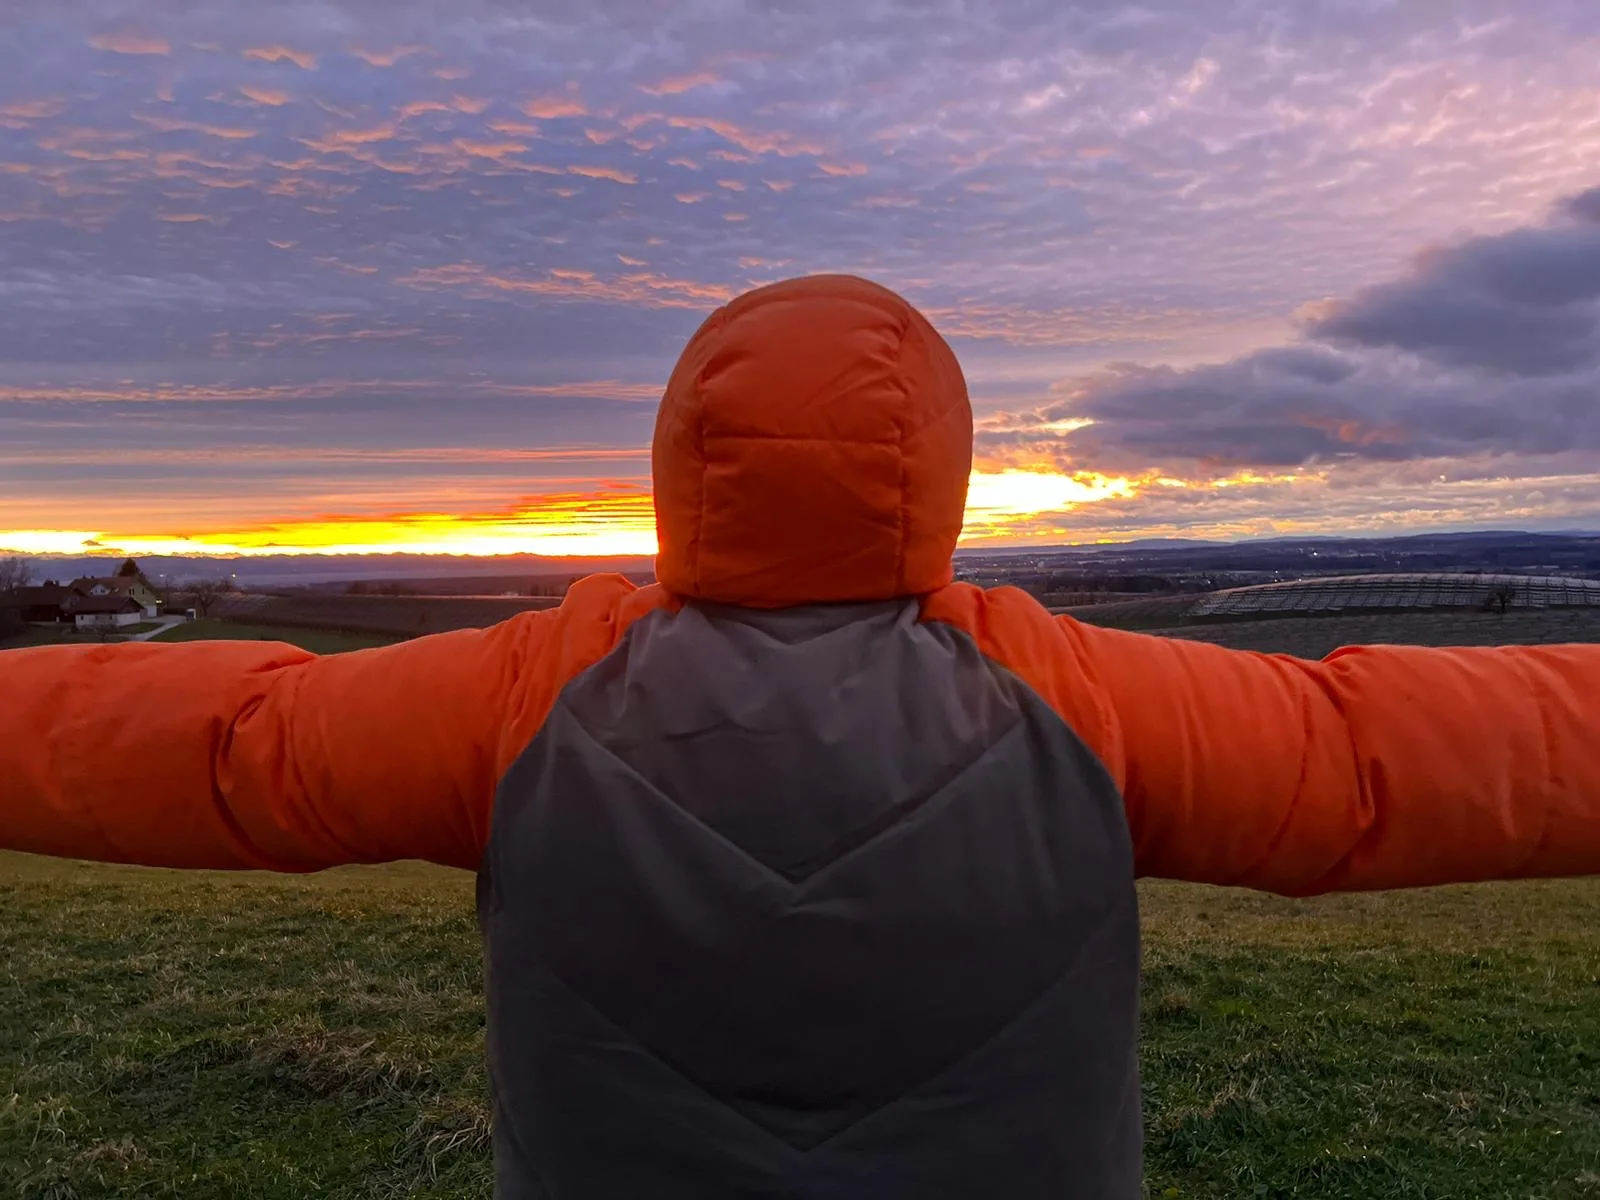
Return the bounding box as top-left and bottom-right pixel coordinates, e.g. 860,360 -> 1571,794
523,96 -> 587,119
569,165 -> 637,183
818,161 -> 869,176
668,156 -> 699,169
88,33 -> 170,55
434,66 -> 472,81
244,46 -> 318,70
763,179 -> 794,192
724,212 -> 749,222
0,99 -> 66,121
239,86 -> 291,106
638,71 -> 720,95
675,192 -> 708,203
862,194 -> 917,208
59,147 -> 147,161
134,114 -> 258,139
299,124 -> 398,152
717,178 -> 745,191
585,128 -> 618,144
399,99 -> 454,119
350,45 -> 425,67
454,138 -> 528,159
661,114 -> 825,157
488,118 -> 540,135
617,254 -> 647,266
398,263 -> 734,310
157,213 -> 212,223
451,95 -> 489,114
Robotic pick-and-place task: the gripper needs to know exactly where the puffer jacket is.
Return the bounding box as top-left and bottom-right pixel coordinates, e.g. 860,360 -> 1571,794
5,274 -> 1600,1199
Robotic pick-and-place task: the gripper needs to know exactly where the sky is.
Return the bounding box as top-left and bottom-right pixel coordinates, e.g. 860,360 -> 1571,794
2,0 -> 1600,560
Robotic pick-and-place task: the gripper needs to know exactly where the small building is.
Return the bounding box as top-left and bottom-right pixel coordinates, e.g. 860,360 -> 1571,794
69,574 -> 160,619
11,583 -> 74,623
69,594 -> 146,630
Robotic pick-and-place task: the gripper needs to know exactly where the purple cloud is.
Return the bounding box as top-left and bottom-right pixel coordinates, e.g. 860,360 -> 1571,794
986,188 -> 1600,476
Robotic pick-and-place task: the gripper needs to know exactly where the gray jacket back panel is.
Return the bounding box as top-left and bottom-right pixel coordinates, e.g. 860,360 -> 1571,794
479,599 -> 1142,1198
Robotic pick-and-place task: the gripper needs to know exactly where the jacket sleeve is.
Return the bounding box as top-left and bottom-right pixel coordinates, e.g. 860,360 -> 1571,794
1058,616 -> 1600,894
0,576 -> 660,873
919,583 -> 1600,895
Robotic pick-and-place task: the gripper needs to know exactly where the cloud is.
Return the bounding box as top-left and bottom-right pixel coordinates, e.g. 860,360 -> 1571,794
1567,187 -> 1600,225
638,72 -> 720,96
569,165 -> 637,183
988,188 -> 1600,479
350,46 -> 425,68
134,114 -> 258,139
396,263 -> 733,309
243,46 -> 318,70
1307,218 -> 1600,374
239,86 -> 291,107
522,96 -> 587,119
659,114 -> 825,158
88,34 -> 170,56
11,2 -> 1600,551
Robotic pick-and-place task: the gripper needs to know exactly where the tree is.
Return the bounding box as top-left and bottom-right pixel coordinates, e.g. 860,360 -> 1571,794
115,557 -> 143,579
186,579 -> 231,618
0,557 -> 29,642
0,556 -> 32,595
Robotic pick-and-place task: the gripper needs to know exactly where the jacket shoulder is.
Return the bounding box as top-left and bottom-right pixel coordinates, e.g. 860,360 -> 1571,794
919,583 -> 1124,790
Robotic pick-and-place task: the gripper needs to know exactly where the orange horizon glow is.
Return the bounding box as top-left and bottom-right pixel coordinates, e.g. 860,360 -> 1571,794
0,468 -> 1176,560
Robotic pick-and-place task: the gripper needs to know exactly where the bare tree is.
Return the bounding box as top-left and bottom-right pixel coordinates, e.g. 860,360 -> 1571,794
186,579 -> 232,618
0,556 -> 32,595
1485,584 -> 1517,615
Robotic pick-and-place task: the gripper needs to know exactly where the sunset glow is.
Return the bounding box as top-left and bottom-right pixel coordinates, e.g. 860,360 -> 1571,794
4,5 -> 1600,569
3,471 -> 1148,559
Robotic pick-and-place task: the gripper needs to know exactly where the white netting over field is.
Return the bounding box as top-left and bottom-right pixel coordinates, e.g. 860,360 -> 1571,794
1190,574 -> 1600,619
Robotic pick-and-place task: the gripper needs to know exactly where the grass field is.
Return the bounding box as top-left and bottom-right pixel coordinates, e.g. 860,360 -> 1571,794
2,853 -> 1596,1199
0,626 -> 136,651
151,619 -> 399,654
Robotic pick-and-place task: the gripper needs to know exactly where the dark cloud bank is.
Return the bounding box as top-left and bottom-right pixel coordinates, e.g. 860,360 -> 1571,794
990,187 -> 1600,473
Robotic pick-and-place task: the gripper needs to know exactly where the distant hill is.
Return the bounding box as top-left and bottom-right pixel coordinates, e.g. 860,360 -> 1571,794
11,529 -> 1600,588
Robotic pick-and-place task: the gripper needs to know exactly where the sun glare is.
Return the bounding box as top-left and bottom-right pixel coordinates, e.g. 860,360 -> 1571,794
965,469 -> 1133,517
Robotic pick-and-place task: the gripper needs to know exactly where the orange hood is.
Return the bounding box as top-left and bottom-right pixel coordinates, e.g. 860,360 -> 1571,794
652,274 -> 972,607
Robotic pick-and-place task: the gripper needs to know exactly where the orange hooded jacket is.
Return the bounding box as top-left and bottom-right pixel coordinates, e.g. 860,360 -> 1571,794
4,273 -> 1600,895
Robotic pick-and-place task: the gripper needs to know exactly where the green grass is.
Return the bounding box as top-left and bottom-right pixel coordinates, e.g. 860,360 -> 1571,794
0,626 -> 121,650
1,855 -> 1596,1198
152,619 -> 399,654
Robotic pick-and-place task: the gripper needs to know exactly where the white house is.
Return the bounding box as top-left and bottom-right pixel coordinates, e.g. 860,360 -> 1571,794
70,595 -> 146,630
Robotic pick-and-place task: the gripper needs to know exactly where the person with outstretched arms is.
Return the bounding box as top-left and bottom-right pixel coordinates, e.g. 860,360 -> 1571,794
4,274 -> 1599,1199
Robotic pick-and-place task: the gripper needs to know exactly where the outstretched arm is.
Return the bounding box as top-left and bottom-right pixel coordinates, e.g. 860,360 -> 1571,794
0,576 -> 663,873
923,584 -> 1600,895
1070,621 -> 1600,893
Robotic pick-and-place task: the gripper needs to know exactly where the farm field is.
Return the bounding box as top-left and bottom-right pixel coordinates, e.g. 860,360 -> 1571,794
1158,607 -> 1600,658
210,591 -> 560,639
152,619 -> 399,654
2,852 -> 1596,1199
